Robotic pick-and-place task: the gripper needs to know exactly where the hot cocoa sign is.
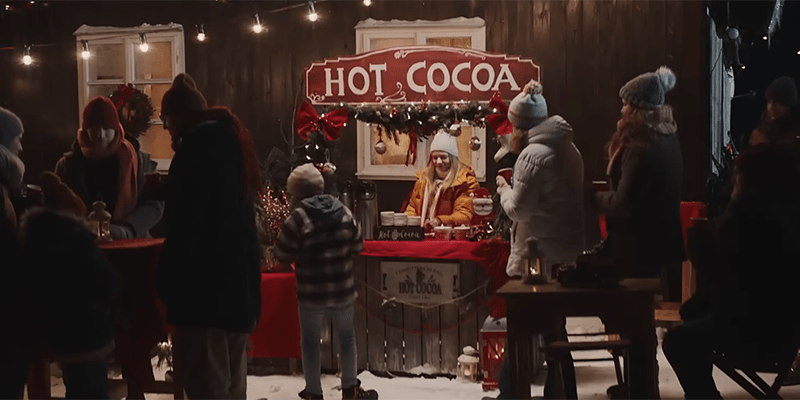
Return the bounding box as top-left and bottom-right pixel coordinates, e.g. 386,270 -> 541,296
305,46 -> 541,105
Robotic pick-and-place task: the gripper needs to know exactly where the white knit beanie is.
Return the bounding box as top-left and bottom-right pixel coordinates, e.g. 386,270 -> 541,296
508,80 -> 548,130
0,107 -> 24,150
429,131 -> 459,158
287,163 -> 324,201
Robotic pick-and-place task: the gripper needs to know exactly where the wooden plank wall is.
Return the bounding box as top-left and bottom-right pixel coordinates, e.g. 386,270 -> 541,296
1,1 -> 707,249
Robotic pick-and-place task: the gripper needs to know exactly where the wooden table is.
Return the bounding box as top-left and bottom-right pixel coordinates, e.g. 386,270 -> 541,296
498,278 -> 660,399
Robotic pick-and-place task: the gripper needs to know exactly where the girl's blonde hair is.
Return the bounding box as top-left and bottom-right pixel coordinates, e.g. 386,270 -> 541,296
421,152 -> 462,195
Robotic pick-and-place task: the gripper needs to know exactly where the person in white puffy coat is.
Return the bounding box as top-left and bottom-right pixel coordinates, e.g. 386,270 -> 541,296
497,81 -> 585,277
492,81 -> 585,400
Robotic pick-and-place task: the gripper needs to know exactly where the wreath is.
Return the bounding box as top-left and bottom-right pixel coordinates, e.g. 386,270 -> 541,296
109,84 -> 155,137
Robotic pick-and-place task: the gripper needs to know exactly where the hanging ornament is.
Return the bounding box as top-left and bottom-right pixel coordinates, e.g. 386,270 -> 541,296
375,139 -> 387,155
469,136 -> 482,151
449,123 -> 462,137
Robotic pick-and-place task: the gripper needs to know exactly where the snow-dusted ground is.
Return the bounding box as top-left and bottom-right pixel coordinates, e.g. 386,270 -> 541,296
34,318 -> 800,399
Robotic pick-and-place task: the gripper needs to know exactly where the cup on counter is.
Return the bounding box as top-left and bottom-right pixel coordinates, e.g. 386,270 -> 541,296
393,213 -> 408,226
592,180 -> 608,192
380,211 -> 395,226
434,225 -> 453,241
453,225 -> 471,241
407,216 -> 422,227
498,168 -> 513,184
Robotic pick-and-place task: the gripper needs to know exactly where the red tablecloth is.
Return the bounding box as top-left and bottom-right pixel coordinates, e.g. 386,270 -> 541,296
361,239 -> 510,317
248,273 -> 302,358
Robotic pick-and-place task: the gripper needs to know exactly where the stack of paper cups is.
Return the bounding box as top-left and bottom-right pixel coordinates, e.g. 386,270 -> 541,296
380,211 -> 395,226
407,216 -> 422,227
394,213 -> 408,226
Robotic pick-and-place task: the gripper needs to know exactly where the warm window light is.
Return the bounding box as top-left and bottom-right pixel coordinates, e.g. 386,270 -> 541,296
80,40 -> 90,60
252,14 -> 263,33
308,2 -> 318,21
139,33 -> 149,52
363,0 -> 372,6
22,46 -> 32,66
196,24 -> 206,41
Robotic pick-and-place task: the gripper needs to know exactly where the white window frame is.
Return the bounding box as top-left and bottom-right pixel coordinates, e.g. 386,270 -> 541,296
354,18 -> 487,182
74,24 -> 185,171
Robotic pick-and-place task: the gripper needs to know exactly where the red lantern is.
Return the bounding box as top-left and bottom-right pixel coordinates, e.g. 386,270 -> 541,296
480,316 -> 507,391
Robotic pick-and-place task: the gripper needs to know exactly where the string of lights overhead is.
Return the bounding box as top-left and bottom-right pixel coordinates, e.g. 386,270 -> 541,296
1,0 -> 376,65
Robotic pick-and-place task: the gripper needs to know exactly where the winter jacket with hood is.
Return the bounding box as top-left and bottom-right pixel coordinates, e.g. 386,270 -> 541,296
157,119 -> 262,334
18,208 -> 116,362
500,116 -> 585,277
594,118 -> 686,277
55,134 -> 164,239
404,165 -> 479,227
273,194 -> 363,308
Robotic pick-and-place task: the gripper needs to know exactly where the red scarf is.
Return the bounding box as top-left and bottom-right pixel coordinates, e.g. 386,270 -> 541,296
77,123 -> 139,221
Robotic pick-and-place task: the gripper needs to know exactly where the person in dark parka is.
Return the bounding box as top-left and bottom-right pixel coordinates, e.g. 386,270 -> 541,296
156,73 -> 263,399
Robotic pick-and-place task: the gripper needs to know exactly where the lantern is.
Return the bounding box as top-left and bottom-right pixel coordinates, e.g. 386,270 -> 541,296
87,200 -> 112,243
457,346 -> 480,382
522,237 -> 547,284
481,316 -> 507,391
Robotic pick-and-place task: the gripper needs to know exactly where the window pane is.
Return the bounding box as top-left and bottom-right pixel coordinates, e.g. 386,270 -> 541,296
138,123 -> 174,159
136,83 -> 171,121
370,37 -> 415,51
134,42 -> 172,80
455,125 -> 475,169
88,43 -> 126,81
88,84 -> 119,99
426,37 -> 472,49
370,126 -> 413,165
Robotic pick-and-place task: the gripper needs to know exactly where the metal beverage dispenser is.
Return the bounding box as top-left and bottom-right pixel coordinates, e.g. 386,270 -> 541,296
356,180 -> 378,240
340,179 -> 355,213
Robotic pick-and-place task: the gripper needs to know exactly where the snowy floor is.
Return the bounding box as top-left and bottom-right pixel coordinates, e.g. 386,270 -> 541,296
34,317 -> 800,399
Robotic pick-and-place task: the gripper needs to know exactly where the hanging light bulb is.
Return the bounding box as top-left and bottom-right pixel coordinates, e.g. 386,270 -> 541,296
308,2 -> 318,22
763,35 -> 768,40
196,24 -> 206,41
139,33 -> 149,52
80,40 -> 90,60
252,14 -> 263,33
22,45 -> 32,66
363,0 -> 372,6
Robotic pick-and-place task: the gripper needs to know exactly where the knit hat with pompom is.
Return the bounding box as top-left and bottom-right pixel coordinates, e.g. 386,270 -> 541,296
619,66 -> 676,109
161,73 -> 209,118
508,80 -> 548,130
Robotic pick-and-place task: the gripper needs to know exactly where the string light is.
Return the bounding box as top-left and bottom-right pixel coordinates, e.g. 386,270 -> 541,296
797,50 -> 800,55
363,0 -> 372,5
22,45 -> 32,66
139,33 -> 149,52
196,24 -> 206,41
741,65 -> 746,70
763,35 -> 768,40
252,14 -> 263,33
80,40 -> 90,60
307,2 -> 318,22
4,4 -> 10,10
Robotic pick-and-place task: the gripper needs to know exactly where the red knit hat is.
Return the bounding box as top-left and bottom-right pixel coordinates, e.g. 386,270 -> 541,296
82,96 -> 121,132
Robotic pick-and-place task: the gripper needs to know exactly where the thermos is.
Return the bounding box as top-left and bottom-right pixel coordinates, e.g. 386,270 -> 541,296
340,179 -> 355,213
356,180 -> 378,240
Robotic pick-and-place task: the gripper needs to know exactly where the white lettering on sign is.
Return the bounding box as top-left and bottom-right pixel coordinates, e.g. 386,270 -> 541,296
428,62 -> 450,93
472,63 -> 495,92
369,63 -> 387,96
493,64 -> 520,91
381,261 -> 459,305
325,67 -> 345,97
348,66 -> 369,96
452,62 -> 471,93
407,61 -> 427,95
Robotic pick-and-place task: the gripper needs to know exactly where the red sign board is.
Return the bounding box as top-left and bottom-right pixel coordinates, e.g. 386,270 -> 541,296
305,46 -> 541,105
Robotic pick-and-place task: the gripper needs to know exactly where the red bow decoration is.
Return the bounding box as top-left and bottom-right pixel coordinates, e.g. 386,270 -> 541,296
114,84 -> 136,124
296,101 -> 348,141
486,93 -> 512,135
404,122 -> 418,166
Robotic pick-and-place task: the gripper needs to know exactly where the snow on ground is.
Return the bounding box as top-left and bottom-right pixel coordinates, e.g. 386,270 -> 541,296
35,318 -> 800,399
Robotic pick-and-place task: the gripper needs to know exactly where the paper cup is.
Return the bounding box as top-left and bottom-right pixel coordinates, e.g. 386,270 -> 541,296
393,213 -> 408,226
434,226 -> 453,241
592,180 -> 608,192
407,216 -> 422,227
498,168 -> 513,184
380,211 -> 395,226
454,226 -> 471,241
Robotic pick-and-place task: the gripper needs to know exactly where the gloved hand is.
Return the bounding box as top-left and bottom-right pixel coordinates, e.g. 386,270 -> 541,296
110,223 -> 134,240
496,175 -> 510,196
